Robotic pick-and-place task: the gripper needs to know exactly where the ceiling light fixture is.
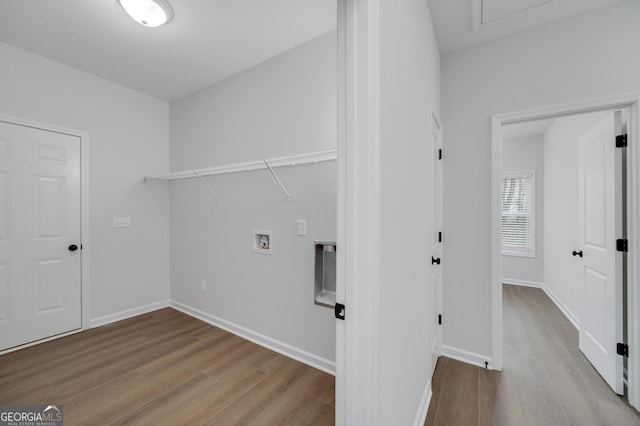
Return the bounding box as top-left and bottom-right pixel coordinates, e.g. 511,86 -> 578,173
119,0 -> 174,28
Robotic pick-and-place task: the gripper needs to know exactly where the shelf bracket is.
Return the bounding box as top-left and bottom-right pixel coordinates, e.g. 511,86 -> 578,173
193,169 -> 220,200
264,159 -> 291,199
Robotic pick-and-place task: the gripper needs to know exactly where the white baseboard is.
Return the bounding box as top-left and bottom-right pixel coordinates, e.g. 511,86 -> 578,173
542,286 -> 579,329
170,300 -> 336,376
502,278 -> 544,288
90,300 -> 170,328
442,344 -> 493,370
413,384 -> 432,426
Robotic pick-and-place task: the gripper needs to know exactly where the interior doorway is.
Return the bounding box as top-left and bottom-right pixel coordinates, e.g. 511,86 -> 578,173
490,92 -> 640,410
500,109 -> 626,393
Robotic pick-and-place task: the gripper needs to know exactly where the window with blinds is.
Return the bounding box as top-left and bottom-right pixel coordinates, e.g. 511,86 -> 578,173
501,171 -> 535,257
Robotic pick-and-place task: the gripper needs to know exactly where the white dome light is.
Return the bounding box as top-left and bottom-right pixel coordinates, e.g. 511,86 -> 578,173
119,0 -> 174,28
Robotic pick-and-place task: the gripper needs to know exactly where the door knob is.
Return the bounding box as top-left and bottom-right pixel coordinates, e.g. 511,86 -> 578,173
431,257 -> 441,265
572,250 -> 583,258
68,244 -> 79,252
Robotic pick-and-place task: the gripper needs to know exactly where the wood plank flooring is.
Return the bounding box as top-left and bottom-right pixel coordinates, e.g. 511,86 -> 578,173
426,284 -> 640,426
0,308 -> 335,425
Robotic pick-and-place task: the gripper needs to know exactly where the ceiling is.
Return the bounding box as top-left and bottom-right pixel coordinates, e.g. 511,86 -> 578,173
428,0 -> 620,54
0,0 -> 336,101
0,0 -> 622,102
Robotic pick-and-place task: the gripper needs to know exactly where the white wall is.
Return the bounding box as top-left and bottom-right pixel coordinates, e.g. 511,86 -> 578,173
0,42 -> 171,322
442,0 -> 640,359
543,111 -> 610,325
501,135 -> 544,285
169,32 -> 337,366
378,0 -> 441,423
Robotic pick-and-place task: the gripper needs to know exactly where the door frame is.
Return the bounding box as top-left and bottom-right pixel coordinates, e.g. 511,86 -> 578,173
336,0 -> 382,424
490,91 -> 640,409
0,113 -> 91,354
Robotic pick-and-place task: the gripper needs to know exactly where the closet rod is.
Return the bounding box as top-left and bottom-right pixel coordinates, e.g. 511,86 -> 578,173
143,147 -> 336,182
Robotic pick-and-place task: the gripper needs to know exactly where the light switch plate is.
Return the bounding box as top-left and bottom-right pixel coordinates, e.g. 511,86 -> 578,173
113,216 -> 131,227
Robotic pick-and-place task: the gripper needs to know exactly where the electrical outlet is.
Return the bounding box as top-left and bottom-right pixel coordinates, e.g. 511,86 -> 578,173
113,216 -> 131,228
297,220 -> 307,236
200,280 -> 207,293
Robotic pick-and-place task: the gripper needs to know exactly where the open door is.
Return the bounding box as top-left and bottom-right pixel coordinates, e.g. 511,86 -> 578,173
577,111 -> 624,394
430,114 -> 443,376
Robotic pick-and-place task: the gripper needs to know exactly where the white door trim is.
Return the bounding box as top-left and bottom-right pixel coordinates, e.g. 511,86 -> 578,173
491,91 -> 640,409
336,0 -> 346,423
0,113 -> 91,337
336,0 -> 382,424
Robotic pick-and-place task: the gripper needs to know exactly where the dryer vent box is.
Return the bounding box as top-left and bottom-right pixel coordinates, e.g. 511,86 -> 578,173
314,242 -> 336,308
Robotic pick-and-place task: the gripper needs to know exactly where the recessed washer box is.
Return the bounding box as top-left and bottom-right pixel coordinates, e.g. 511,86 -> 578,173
314,241 -> 336,308
253,229 -> 272,255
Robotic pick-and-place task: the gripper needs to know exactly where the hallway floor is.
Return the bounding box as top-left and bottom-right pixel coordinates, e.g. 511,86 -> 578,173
426,284 -> 640,425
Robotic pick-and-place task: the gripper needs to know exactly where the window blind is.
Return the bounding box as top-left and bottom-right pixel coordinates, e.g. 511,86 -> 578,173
501,173 -> 534,256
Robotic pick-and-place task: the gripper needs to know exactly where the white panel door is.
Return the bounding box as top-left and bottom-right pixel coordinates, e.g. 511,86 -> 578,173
430,115 -> 443,376
0,121 -> 81,351
578,113 -> 623,394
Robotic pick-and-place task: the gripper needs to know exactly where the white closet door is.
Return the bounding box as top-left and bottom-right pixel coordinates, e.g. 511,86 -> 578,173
0,121 -> 81,351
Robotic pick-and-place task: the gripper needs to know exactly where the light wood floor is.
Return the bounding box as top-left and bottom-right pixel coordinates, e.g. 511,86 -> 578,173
0,308 -> 335,425
426,284 -> 640,426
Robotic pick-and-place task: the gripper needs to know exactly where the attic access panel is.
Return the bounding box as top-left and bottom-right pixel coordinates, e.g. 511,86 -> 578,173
476,0 -> 554,26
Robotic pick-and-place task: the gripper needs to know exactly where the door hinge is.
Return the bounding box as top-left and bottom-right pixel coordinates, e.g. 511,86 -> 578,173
617,342 -> 629,357
616,134 -> 628,148
438,232 -> 442,243
335,303 -> 345,320
617,239 -> 629,252
438,149 -> 442,160
438,314 -> 442,325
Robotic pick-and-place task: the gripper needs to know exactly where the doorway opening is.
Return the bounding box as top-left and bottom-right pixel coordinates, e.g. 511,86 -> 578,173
490,92 -> 640,411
